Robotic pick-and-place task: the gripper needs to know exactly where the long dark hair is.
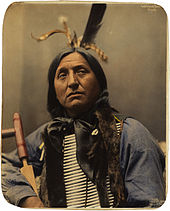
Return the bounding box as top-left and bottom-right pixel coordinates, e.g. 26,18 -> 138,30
47,48 -> 108,118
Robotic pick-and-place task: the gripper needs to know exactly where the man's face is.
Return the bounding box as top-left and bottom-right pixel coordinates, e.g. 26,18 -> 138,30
54,52 -> 100,117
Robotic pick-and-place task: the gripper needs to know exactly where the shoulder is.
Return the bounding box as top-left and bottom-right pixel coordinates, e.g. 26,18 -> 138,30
123,118 -> 149,136
25,122 -> 49,150
121,118 -> 160,152
120,117 -> 165,171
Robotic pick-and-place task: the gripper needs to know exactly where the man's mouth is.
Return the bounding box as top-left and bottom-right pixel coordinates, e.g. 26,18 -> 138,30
67,91 -> 84,98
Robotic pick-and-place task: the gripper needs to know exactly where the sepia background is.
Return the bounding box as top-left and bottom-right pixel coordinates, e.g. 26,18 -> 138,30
2,2 -> 167,152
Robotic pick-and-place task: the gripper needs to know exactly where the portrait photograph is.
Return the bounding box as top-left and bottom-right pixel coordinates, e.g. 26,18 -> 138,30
1,1 -> 167,209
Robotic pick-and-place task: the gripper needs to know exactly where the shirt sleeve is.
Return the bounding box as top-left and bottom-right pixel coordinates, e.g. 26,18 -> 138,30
1,123 -> 47,206
120,118 -> 165,208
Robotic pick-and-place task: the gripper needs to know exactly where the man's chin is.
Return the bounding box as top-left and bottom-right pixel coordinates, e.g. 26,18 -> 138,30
66,101 -> 89,117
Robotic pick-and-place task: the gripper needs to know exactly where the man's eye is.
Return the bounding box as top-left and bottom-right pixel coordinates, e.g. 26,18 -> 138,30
58,73 -> 67,79
77,69 -> 87,74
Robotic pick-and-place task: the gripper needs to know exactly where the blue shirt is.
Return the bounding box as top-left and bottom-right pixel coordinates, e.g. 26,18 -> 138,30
1,118 -> 165,207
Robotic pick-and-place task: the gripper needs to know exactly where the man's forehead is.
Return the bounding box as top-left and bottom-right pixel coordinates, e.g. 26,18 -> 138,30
57,52 -> 90,69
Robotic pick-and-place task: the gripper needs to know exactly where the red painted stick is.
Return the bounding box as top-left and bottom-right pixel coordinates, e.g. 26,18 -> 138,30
13,113 -> 28,159
13,112 -> 38,195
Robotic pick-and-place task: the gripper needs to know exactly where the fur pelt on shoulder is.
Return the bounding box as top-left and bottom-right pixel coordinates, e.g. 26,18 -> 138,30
95,105 -> 126,206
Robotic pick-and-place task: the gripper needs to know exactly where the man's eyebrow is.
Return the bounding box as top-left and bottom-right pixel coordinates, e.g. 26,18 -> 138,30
73,64 -> 89,70
56,67 -> 67,74
56,64 -> 89,74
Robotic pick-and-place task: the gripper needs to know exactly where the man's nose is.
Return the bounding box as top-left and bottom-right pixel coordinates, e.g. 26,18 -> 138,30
68,72 -> 79,90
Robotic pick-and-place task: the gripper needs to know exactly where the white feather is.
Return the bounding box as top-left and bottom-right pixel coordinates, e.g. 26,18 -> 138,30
58,16 -> 68,24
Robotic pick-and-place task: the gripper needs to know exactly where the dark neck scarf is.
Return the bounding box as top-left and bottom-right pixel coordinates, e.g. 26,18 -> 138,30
45,116 -> 107,181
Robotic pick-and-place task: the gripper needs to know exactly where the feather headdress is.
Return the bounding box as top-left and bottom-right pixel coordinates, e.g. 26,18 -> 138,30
31,4 -> 108,61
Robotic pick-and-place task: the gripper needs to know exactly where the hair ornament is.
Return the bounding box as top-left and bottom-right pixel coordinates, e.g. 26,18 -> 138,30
31,4 -> 108,61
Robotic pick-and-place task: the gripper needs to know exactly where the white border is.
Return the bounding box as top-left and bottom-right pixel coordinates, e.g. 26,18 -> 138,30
0,1 -> 169,211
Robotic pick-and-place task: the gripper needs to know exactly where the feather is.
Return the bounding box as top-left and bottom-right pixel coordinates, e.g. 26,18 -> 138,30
58,16 -> 68,24
31,29 -> 66,41
80,4 -> 106,46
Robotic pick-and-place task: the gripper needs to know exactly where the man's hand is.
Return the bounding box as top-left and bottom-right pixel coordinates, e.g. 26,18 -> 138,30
19,196 -> 44,208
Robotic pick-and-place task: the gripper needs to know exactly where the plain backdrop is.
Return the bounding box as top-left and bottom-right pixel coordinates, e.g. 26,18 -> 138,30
2,2 -> 167,152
